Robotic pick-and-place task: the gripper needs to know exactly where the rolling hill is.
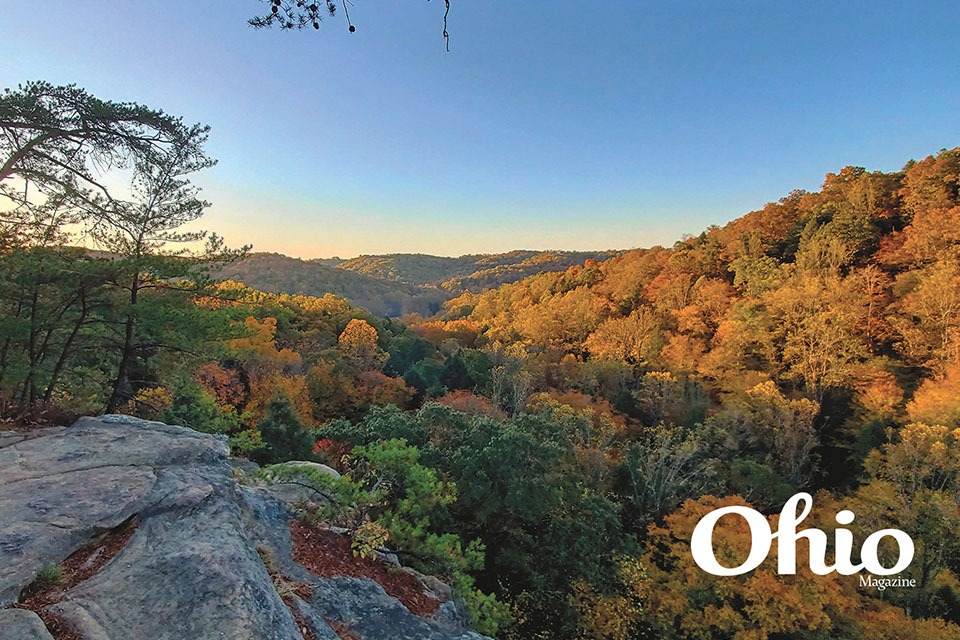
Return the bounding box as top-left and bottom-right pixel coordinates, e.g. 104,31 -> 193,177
215,249 -> 620,316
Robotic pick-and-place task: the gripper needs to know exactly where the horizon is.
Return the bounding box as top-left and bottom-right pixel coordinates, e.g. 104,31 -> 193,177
3,1 -> 959,258
245,247 -> 626,261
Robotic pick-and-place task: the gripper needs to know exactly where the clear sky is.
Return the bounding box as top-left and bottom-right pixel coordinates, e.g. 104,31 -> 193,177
2,1 -> 958,258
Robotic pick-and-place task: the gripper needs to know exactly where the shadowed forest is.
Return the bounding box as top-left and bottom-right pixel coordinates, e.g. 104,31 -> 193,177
4,81 -> 960,639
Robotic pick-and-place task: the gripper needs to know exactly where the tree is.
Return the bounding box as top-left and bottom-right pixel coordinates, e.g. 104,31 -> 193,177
585,306 -> 663,365
1,81 -> 192,247
161,380 -> 239,435
907,364 -> 960,427
440,350 -> 472,391
859,423 -> 960,593
253,392 -> 318,464
0,247 -> 114,406
515,286 -> 611,352
704,381 -> 819,507
890,262 -> 960,370
90,122 -> 223,412
338,318 -> 386,371
616,424 -> 713,530
765,273 -> 870,400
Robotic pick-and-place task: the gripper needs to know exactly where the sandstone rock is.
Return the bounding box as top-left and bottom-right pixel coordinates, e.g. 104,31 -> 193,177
0,608 -> 55,640
309,576 -> 489,640
0,415 -> 491,640
257,460 -> 341,512
282,460 -> 341,480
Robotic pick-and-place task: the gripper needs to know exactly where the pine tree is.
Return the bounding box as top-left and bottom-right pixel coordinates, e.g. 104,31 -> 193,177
254,392 -> 317,464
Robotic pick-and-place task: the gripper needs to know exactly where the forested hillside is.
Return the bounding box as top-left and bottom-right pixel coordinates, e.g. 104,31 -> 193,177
337,250 -> 619,288
214,252 -> 450,317
217,250 -> 619,317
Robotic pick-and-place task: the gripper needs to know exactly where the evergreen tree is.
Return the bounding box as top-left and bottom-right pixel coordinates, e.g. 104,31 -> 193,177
253,392 -> 317,464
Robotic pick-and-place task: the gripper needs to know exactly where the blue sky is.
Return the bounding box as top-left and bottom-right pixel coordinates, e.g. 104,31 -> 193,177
2,1 -> 958,257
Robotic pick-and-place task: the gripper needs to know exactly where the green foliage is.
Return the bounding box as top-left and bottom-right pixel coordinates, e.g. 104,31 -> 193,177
229,429 -> 266,459
616,424 -> 714,531
21,562 -> 65,599
162,381 -> 238,435
440,351 -> 472,390
320,404 -> 627,638
263,438 -> 509,635
384,335 -> 434,377
403,357 -> 444,398
251,393 -> 318,465
34,562 -> 64,589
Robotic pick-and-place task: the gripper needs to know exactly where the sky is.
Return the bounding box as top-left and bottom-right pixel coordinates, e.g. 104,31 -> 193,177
2,1 -> 959,258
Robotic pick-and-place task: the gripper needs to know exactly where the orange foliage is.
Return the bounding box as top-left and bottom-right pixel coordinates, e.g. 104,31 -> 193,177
661,332 -> 707,373
907,363 -> 960,427
413,319 -> 480,348
434,390 -> 507,420
194,361 -> 246,409
357,371 -> 414,409
850,366 -> 903,417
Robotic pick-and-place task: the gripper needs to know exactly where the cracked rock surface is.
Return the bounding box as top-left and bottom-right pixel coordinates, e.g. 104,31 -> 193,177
0,415 -> 490,640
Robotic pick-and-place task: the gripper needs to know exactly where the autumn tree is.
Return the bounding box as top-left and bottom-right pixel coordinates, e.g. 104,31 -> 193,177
338,318 -> 386,371
229,316 -> 312,425
616,424 -> 713,531
907,364 -> 960,426
854,422 -> 960,616
890,262 -> 960,370
704,381 -> 819,507
585,306 -> 663,365
764,273 -> 870,399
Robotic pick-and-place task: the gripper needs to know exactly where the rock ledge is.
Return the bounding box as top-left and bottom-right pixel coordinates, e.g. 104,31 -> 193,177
0,415 -> 489,640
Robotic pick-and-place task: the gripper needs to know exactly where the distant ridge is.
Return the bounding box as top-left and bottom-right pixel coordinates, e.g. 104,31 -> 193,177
214,249 -> 620,316
335,250 -> 620,287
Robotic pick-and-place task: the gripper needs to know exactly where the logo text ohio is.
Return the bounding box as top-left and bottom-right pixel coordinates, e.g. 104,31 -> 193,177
690,493 -> 914,577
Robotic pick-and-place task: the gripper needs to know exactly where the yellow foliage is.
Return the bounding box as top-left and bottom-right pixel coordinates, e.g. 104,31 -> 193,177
338,318 -> 386,371
230,316 -> 301,370
569,557 -> 645,640
125,386 -> 173,420
585,307 -> 662,364
907,363 -> 960,426
351,521 -> 390,560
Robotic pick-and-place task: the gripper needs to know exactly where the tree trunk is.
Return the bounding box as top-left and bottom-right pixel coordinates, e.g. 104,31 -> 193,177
0,294 -> 25,384
44,287 -> 88,402
20,283 -> 40,404
106,272 -> 139,413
